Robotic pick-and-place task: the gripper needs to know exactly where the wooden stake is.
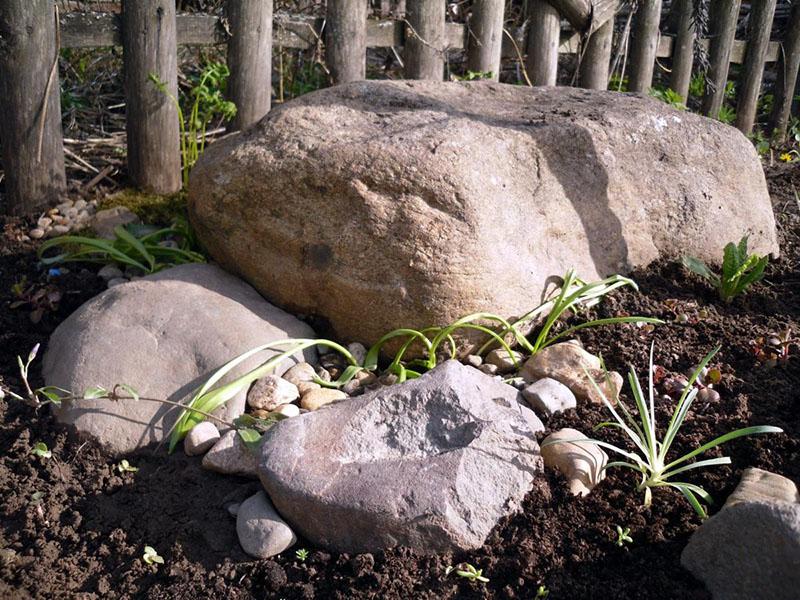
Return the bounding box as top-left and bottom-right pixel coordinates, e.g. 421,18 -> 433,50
735,0 -> 777,134
580,13 -> 615,89
669,0 -> 695,101
770,1 -> 800,141
466,0 -> 505,80
405,0 -> 446,80
326,0 -> 367,83
702,0 -> 742,117
628,0 -> 663,93
526,0 -> 560,86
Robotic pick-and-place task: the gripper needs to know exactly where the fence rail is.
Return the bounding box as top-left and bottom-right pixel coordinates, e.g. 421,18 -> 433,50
1,0 -> 799,216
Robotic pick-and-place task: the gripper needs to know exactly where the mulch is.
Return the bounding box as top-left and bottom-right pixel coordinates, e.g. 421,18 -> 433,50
0,163 -> 798,599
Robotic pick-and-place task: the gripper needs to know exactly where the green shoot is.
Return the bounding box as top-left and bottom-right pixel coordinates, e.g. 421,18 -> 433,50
449,563 -> 489,583
31,442 -> 52,459
536,585 -> 550,599
295,548 -> 309,561
683,236 -> 768,303
615,525 -> 633,546
115,459 -> 139,474
142,546 -> 164,565
542,343 -> 783,518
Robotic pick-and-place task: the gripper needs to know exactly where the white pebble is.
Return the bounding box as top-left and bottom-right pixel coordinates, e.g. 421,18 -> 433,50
272,404 -> 300,418
29,228 -> 45,239
37,217 -> 52,228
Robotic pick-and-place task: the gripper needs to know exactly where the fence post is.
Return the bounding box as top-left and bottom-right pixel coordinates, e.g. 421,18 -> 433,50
326,0 -> 367,83
579,15 -> 614,89
628,0 -> 662,93
735,0 -> 777,135
526,0 -> 560,86
702,0 -> 741,118
0,0 -> 66,215
405,0 -> 445,80
227,0 -> 273,131
122,0 -> 181,193
669,0 -> 695,101
466,0 -> 504,80
770,2 -> 800,142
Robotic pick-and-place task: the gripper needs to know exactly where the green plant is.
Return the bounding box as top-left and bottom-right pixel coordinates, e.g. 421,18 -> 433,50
536,585 -> 550,599
38,223 -> 205,275
295,548 -> 309,561
453,70 -> 494,81
749,129 -> 771,157
10,276 -> 62,324
688,73 -> 706,99
116,459 -> 139,474
649,87 -> 686,110
609,73 -> 628,92
446,563 -> 489,583
166,271 -> 661,451
150,61 -> 236,188
142,545 -> 164,565
31,442 -> 52,459
717,104 -> 736,125
543,344 -> 782,518
615,525 -> 633,546
682,236 -> 768,303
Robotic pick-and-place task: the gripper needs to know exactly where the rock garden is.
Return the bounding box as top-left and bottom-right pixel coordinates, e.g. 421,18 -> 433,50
0,78 -> 798,600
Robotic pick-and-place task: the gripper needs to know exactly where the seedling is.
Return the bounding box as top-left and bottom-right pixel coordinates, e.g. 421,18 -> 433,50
115,459 -> 139,474
751,329 -> 794,367
542,344 -> 782,518
142,546 -> 164,565
450,563 -> 489,583
683,236 -> 768,303
31,442 -> 52,459
295,548 -> 309,561
536,585 -> 550,599
615,525 -> 633,547
30,491 -> 45,505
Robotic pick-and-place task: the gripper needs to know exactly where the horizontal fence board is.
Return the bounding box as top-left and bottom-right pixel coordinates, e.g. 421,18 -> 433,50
59,11 -> 781,65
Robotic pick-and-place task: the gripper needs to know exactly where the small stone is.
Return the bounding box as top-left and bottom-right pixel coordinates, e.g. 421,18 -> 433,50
52,224 -> 70,235
355,370 -> 377,385
56,201 -> 73,213
227,502 -> 241,518
252,409 -> 271,419
272,403 -> 300,418
66,207 -> 78,219
725,468 -> 799,507
300,388 -> 346,411
247,375 -> 300,411
479,363 -> 498,376
97,264 -> 124,281
29,228 -> 45,239
202,430 -> 259,478
315,367 -> 331,382
465,354 -> 483,368
183,421 -> 221,456
37,217 -> 53,228
106,277 -> 128,288
697,387 -> 720,403
74,199 -> 87,210
297,380 -> 321,396
522,377 -> 576,418
541,428 -> 607,496
378,372 -> 398,386
342,380 -> 361,395
92,206 -> 140,239
283,362 -> 317,387
236,491 -> 297,559
347,342 -> 367,366
485,348 -> 524,374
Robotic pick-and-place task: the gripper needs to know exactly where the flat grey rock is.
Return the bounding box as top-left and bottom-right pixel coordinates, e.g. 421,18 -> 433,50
44,263 -> 315,455
522,377 -> 577,418
258,360 -> 543,553
202,430 -> 259,478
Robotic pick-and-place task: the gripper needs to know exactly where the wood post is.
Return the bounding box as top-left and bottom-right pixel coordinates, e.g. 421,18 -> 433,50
526,0 -> 560,86
702,0 -> 741,117
122,0 -> 181,194
669,0 -> 695,100
770,2 -> 800,142
579,14 -> 614,89
404,0 -> 446,80
628,0 -> 662,93
0,0 -> 66,215
326,0 -> 367,83
735,0 -> 777,134
466,0 -> 505,80
227,0 -> 273,131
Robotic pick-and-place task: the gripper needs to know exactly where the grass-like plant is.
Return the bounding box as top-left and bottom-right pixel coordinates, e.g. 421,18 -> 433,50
543,344 -> 782,518
682,236 -> 768,303
38,222 -> 205,275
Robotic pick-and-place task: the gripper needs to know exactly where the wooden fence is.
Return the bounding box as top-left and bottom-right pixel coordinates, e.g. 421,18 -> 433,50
1,0 -> 799,215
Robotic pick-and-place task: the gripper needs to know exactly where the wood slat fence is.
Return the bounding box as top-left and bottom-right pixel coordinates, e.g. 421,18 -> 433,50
1,0 -> 799,215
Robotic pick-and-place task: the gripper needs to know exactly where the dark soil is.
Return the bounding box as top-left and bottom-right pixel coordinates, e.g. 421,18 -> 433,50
1,164 -> 799,600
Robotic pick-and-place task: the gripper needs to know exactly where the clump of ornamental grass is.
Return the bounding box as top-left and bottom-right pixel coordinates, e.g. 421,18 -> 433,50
543,344 -> 783,518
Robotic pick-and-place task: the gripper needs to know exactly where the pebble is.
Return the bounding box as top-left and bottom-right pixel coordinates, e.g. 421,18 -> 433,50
236,491 -> 297,559
247,375 -> 300,411
300,388 -> 346,411
52,224 -> 70,235
227,502 -> 241,518
272,403 -> 300,418
297,381 -> 321,396
282,362 -> 317,387
465,354 -> 483,368
106,277 -> 128,288
485,348 -> 525,374
315,366 -> 332,382
97,264 -> 124,281
478,363 -> 498,376
184,421 -> 221,456
522,378 -> 577,418
29,228 -> 45,239
37,217 -> 53,228
347,342 -> 367,366
74,199 -> 87,210
541,427 -> 608,496
202,430 -> 259,478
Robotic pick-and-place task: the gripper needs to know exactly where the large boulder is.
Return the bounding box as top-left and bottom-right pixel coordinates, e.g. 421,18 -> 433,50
43,264 -> 316,455
189,81 -> 778,346
257,360 -> 544,553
